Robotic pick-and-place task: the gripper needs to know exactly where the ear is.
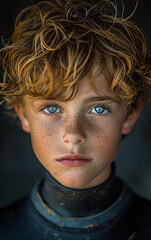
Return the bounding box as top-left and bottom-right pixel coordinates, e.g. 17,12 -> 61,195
15,105 -> 31,133
122,98 -> 143,135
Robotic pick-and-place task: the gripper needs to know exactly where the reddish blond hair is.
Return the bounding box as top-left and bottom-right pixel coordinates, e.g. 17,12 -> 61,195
0,0 -> 151,115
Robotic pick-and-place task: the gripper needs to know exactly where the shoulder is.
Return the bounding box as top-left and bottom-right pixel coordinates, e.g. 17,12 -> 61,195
0,196 -> 40,239
129,193 -> 151,220
0,195 -> 50,239
122,192 -> 151,239
0,197 -> 30,227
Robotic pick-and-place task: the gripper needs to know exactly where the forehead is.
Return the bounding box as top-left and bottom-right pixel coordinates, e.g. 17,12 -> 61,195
27,71 -> 121,104
70,72 -> 120,102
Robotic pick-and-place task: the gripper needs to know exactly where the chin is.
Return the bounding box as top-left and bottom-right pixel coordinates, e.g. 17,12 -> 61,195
62,182 -> 89,190
56,173 -> 91,190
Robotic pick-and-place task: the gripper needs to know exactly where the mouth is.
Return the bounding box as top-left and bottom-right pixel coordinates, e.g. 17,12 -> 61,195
56,154 -> 92,167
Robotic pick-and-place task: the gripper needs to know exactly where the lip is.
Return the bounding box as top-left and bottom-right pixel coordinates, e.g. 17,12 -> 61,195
56,154 -> 92,167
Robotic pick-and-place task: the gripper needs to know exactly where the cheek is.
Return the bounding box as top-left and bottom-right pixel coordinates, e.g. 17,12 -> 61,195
93,123 -> 123,159
29,122 -> 56,162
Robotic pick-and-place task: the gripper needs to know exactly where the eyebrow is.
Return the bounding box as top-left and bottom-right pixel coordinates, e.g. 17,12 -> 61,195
83,96 -> 120,104
30,95 -> 120,107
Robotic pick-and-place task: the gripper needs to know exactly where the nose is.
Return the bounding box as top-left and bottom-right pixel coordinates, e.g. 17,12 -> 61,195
63,133 -> 86,145
62,117 -> 86,145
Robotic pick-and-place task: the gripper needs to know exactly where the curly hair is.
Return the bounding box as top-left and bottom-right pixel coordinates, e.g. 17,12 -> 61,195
0,0 -> 151,115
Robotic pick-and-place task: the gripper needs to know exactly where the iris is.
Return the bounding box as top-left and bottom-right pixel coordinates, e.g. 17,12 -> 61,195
91,106 -> 108,115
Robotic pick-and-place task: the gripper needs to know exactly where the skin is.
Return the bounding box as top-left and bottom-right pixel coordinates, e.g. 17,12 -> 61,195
15,73 -> 143,189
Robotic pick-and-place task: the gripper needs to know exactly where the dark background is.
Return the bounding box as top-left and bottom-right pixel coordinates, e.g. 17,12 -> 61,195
0,0 -> 151,208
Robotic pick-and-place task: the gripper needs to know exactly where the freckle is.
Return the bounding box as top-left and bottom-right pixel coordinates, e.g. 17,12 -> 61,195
54,172 -> 58,175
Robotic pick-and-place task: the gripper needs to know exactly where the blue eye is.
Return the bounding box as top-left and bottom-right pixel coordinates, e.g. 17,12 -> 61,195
43,106 -> 61,114
91,106 -> 108,115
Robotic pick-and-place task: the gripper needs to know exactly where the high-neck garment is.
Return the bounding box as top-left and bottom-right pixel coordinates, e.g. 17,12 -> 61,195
1,164 -> 151,240
40,164 -> 122,218
30,164 -> 133,229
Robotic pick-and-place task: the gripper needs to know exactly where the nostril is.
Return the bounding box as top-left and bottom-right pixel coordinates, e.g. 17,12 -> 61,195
63,134 -> 85,145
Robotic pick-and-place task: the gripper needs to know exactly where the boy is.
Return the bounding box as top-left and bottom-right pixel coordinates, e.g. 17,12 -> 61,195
0,0 -> 151,239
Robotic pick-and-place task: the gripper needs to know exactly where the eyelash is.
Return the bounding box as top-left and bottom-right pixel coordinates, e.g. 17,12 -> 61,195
41,105 -> 62,115
41,104 -> 111,116
90,105 -> 110,115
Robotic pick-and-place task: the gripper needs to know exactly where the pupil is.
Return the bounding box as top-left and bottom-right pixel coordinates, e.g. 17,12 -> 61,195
48,107 -> 57,113
95,107 -> 104,113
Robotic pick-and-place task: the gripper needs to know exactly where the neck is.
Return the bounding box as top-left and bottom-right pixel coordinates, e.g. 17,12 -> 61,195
40,163 -> 122,217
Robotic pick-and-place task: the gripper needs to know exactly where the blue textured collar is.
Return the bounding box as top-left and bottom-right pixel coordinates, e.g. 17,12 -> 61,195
30,179 -> 134,229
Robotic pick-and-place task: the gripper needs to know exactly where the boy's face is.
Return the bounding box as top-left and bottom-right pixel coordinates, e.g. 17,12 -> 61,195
16,73 -> 142,189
